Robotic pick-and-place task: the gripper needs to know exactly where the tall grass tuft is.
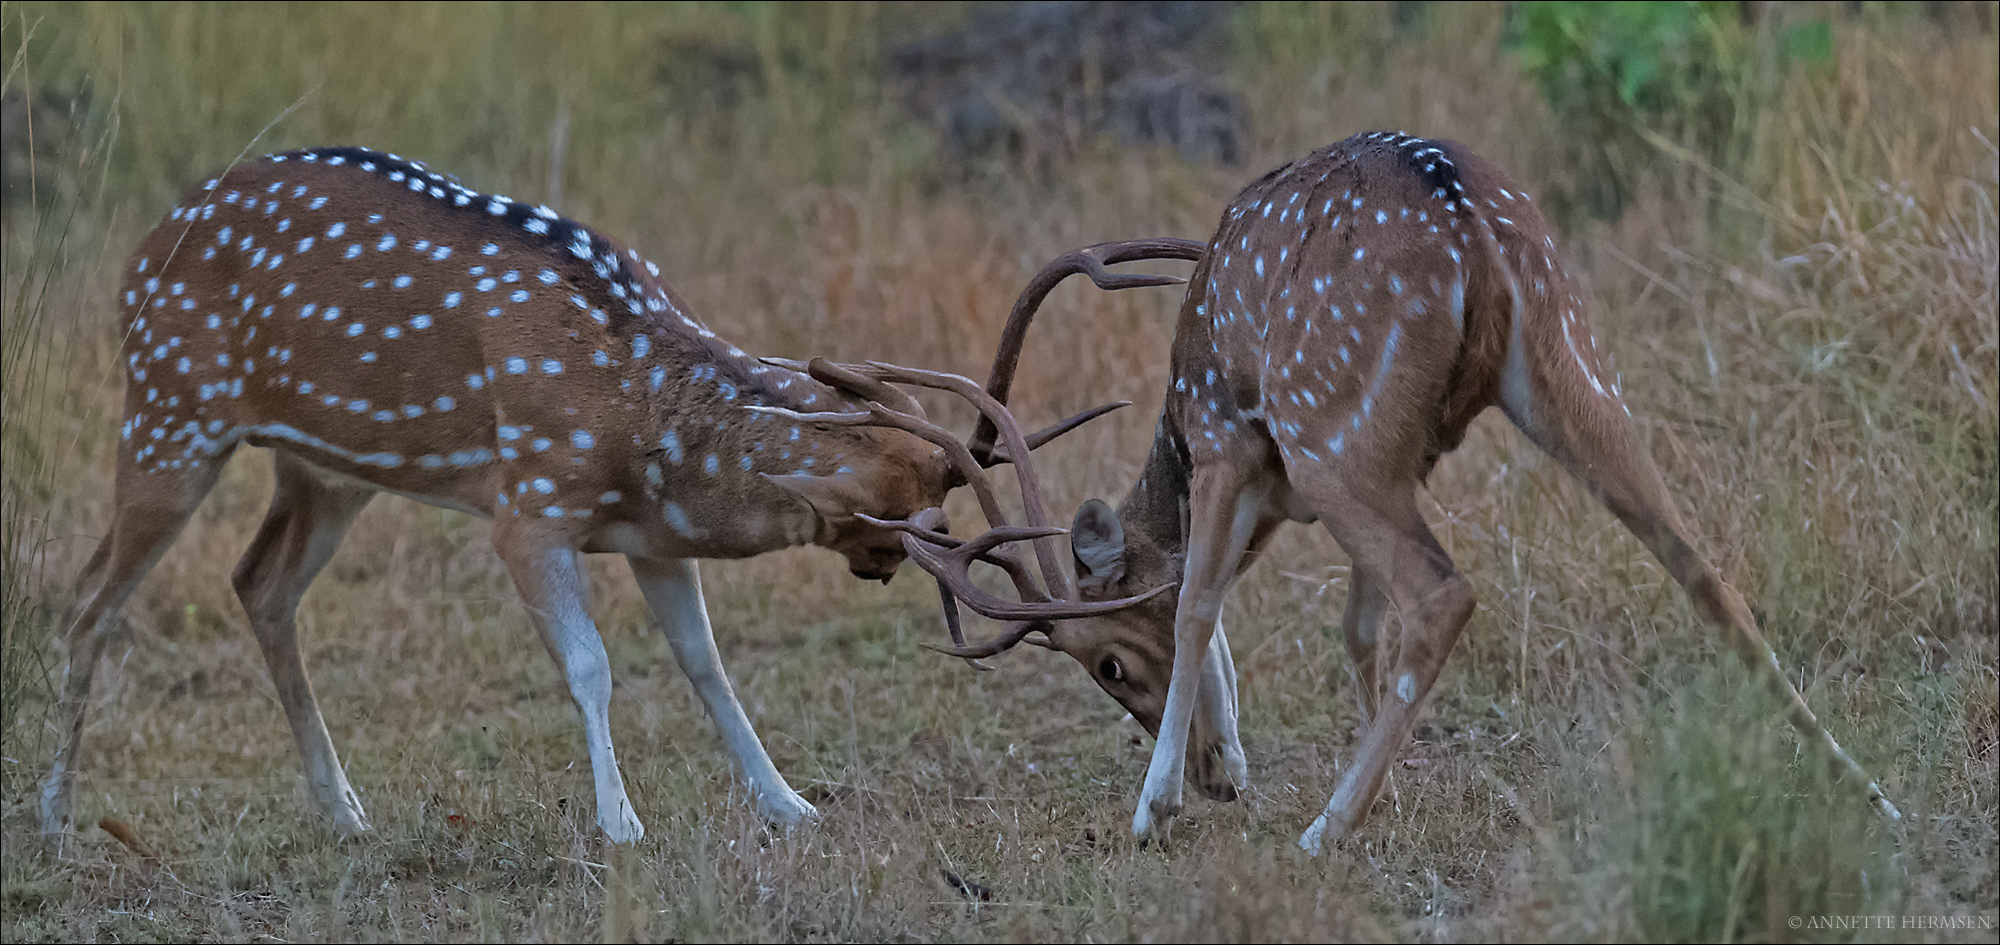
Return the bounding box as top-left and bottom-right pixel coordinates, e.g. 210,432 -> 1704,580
0,20 -> 102,806
1617,670 -> 1896,942
0,214 -> 62,799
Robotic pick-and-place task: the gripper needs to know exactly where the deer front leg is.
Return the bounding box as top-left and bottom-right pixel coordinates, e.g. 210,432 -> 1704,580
629,556 -> 817,829
497,534 -> 644,844
1186,620 -> 1247,800
1134,466 -> 1262,843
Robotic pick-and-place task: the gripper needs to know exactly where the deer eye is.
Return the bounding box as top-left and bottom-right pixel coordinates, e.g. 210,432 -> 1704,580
1098,655 -> 1124,682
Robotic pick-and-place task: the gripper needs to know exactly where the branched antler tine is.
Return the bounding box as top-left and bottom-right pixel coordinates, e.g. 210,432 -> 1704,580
856,514 -> 1054,610
856,362 -> 1068,598
934,572 -> 993,671
861,514 -> 1053,605
904,537 -> 1174,621
896,507 -> 994,670
775,397 -> 1017,542
971,237 -> 1207,465
765,358 -> 1120,578
974,546 -> 1050,603
947,524 -> 1069,556
921,619 -> 1054,659
900,505 -> 952,539
936,536 -> 1050,604
901,539 -> 1023,618
858,515 -> 1067,553
1092,237 -> 1208,267
855,514 -> 969,545
806,357 -> 927,418
1085,272 -> 1186,289
983,401 -> 1132,465
935,525 -> 1069,604
744,405 -> 872,424
1024,401 -> 1130,450
756,397 -> 1020,553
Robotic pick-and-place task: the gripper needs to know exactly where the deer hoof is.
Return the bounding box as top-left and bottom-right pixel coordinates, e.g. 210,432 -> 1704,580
1223,744 -> 1249,793
1132,793 -> 1181,844
601,808 -> 646,845
331,810 -> 373,839
327,790 -> 373,838
761,791 -> 819,830
1297,809 -> 1354,857
1187,737 -> 1249,801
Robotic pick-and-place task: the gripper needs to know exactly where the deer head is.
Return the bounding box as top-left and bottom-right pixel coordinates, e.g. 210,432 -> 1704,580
854,238 -> 1246,799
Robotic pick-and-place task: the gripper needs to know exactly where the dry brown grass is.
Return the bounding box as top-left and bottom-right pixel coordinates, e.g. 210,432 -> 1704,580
3,3 -> 1994,941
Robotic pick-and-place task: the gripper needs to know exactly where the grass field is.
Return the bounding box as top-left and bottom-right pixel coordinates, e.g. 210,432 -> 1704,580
2,3 -> 1995,941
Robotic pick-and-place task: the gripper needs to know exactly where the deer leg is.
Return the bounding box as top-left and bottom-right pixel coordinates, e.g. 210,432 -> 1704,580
1133,463 -> 1262,843
67,541 -> 112,623
41,448 -> 235,837
1338,571 -> 1390,725
1299,494 -> 1476,855
496,532 -> 644,843
1501,366 -> 1900,818
629,556 -> 817,828
1186,619 -> 1247,801
230,453 -> 375,836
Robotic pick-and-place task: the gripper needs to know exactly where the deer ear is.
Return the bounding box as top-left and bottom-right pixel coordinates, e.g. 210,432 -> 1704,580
761,471 -> 872,519
1071,499 -> 1126,591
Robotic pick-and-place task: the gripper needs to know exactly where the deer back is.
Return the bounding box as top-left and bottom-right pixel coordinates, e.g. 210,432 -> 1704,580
118,147 -> 941,559
1058,132 -> 1611,723
1162,132 -> 1589,491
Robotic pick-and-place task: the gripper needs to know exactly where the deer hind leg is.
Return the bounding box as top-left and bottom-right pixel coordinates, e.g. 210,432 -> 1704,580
41,447 -> 236,837
67,541 -> 113,624
495,527 -> 644,843
229,453 -> 376,836
1298,489 -> 1477,855
628,556 -> 816,828
1338,571 -> 1391,726
1133,461 -> 1264,843
1499,345 -> 1899,819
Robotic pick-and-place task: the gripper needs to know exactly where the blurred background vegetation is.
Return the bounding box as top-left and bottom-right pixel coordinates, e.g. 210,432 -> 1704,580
2,2 -> 1994,941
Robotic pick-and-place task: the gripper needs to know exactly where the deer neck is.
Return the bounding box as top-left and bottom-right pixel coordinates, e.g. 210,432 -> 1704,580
1113,416 -> 1196,577
618,349 -> 894,559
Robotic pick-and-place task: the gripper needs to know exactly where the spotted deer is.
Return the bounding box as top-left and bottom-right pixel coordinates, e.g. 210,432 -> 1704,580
893,132 -> 1902,853
39,146 -> 1160,845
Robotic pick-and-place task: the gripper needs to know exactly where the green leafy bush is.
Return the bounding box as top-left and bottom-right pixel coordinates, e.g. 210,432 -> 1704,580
1511,1 -> 1832,222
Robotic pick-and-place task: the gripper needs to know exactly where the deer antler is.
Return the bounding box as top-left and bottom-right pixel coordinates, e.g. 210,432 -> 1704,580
759,241 -> 1203,666
870,509 -> 1062,668
758,357 -> 1131,468
910,238 -> 1206,661
757,358 -> 1173,664
856,512 -> 1172,622
969,238 -> 1206,465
